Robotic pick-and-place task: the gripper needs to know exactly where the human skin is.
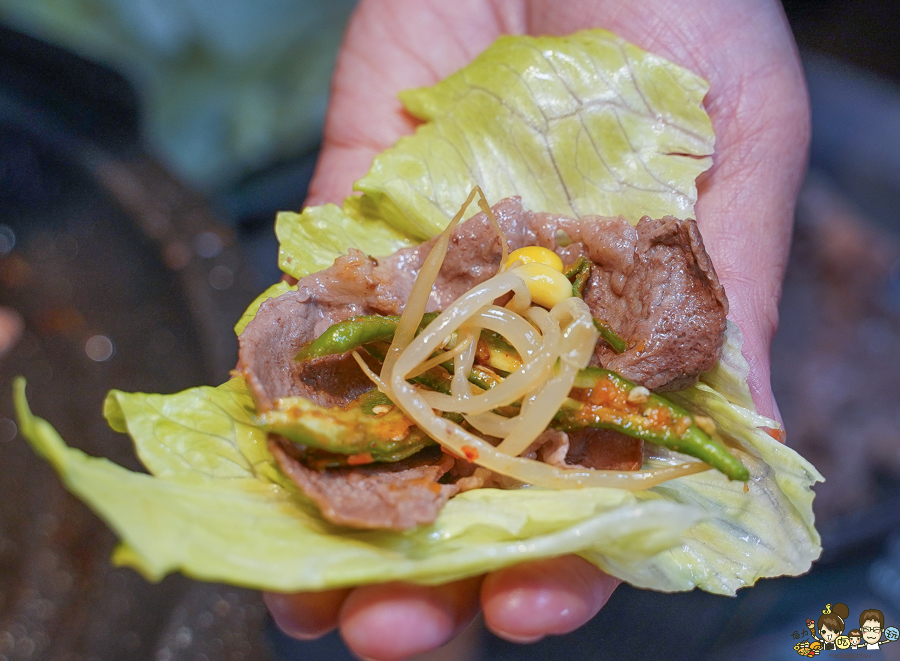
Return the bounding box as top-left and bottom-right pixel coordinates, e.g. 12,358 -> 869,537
265,0 -> 810,658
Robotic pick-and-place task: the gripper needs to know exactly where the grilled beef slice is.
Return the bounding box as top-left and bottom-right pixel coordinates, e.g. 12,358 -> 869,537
239,197 -> 531,412
269,440 -> 458,531
241,197 -> 727,528
580,216 -> 728,390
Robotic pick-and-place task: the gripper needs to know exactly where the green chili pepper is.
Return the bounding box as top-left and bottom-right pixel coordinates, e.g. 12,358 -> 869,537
301,443 -> 428,470
258,391 -> 432,461
551,367 -> 749,481
295,312 -> 440,362
264,383 -> 473,468
593,318 -> 628,353
563,256 -> 627,353
357,388 -> 394,414
477,331 -> 520,373
564,255 -> 592,297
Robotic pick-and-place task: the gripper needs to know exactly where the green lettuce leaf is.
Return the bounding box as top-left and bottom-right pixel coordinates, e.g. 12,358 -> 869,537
619,324 -> 822,593
234,281 -> 294,336
277,29 -> 714,279
15,325 -> 821,593
15,29 -> 821,594
15,377 -> 704,590
277,201 -> 413,281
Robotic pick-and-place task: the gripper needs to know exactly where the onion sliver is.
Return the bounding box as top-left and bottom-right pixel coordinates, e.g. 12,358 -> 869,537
422,305 -> 559,414
406,336 -> 473,379
421,327 -> 558,414
506,277 -> 531,314
389,373 -> 711,489
463,410 -> 517,437
394,272 -> 529,380
351,350 -> 389,393
382,187 -> 483,381
494,359 -> 580,456
451,326 -> 479,399
551,297 -> 598,366
493,302 -> 596,455
472,306 -> 541,360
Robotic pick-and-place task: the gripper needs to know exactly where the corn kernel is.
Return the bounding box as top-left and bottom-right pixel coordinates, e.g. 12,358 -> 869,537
503,246 -> 563,272
510,262 -> 573,308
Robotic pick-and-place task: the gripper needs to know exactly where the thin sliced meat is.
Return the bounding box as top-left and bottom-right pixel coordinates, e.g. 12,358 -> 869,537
528,428 -> 643,471
565,429 -> 644,471
240,198 -> 528,411
581,216 -> 728,391
241,198 -> 726,530
270,440 -> 458,531
239,250 -> 396,411
240,197 -> 727,412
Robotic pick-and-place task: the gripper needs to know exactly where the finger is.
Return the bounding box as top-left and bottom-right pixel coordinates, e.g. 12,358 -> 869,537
0,306 -> 23,359
264,588 -> 351,640
602,0 -> 807,421
569,0 -> 808,421
338,577 -> 482,661
305,0 -> 520,206
481,555 -> 618,643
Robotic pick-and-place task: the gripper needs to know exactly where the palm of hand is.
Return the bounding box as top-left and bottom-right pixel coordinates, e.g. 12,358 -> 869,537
268,1 -> 809,658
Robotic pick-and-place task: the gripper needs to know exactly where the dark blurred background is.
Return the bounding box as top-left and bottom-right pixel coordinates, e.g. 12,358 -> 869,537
1,1 -> 900,659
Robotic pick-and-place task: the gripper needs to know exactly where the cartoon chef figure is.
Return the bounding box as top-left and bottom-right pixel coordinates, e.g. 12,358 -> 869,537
808,603 -> 849,651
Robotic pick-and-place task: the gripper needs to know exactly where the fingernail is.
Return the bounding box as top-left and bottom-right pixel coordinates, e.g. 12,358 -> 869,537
265,594 -> 325,640
264,590 -> 347,640
495,632 -> 545,644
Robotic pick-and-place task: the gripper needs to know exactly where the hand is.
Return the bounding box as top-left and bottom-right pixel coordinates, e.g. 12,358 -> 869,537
0,306 -> 23,359
269,0 -> 810,658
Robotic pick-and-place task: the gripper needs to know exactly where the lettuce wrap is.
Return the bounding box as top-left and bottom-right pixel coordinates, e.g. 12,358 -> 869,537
15,29 -> 822,594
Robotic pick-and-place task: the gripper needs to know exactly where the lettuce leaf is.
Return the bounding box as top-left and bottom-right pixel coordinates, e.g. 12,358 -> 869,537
15,29 -> 821,594
622,325 -> 822,593
15,326 -> 821,593
15,377 -> 704,589
277,29 -> 714,279
233,281 -> 294,336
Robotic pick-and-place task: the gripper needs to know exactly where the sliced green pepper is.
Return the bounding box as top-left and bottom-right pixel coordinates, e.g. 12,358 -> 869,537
564,255 -> 592,297
476,331 -> 521,373
258,392 -> 431,461
552,367 -> 749,481
295,312 -> 440,362
563,256 -> 627,353
593,318 -> 628,354
300,444 -> 427,470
